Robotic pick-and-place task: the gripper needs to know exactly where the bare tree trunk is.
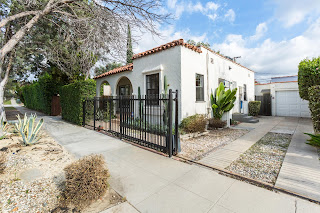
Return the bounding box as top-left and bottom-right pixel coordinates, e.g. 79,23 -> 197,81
0,85 -> 6,121
0,10 -> 41,28
0,54 -> 13,121
0,0 -> 55,61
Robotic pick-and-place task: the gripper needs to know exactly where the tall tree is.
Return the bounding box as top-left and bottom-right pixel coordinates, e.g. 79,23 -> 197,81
126,24 -> 133,64
95,62 -> 123,76
0,0 -> 170,120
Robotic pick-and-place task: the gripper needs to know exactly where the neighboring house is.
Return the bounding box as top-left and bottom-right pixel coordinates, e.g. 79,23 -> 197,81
255,75 -> 311,117
94,39 -> 255,124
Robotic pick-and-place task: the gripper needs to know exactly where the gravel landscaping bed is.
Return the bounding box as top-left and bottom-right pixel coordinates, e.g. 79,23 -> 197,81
178,128 -> 249,160
226,132 -> 292,185
0,128 -> 122,212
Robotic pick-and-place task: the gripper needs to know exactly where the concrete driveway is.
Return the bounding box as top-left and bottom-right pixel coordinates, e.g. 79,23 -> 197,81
40,115 -> 320,213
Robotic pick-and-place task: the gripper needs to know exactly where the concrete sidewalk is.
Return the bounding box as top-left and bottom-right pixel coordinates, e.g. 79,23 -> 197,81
39,115 -> 320,213
276,118 -> 320,201
199,117 -> 283,169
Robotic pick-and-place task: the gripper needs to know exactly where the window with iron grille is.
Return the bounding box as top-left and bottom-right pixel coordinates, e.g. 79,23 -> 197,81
196,74 -> 204,101
244,84 -> 247,101
146,73 -> 159,105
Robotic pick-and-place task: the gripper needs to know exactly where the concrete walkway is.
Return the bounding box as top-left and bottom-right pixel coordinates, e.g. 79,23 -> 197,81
37,115 -> 320,213
199,117 -> 284,169
276,118 -> 320,202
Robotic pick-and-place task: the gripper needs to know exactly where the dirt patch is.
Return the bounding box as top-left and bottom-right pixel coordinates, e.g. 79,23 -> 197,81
226,132 -> 292,185
0,127 -> 123,212
178,128 -> 249,160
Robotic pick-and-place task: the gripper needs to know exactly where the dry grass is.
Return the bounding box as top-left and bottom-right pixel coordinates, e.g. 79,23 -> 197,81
0,152 -> 6,174
62,154 -> 109,210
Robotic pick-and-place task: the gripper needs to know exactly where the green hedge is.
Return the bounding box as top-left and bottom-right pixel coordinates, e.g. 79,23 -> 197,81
60,80 -> 96,125
298,57 -> 320,100
308,85 -> 320,133
21,73 -> 61,114
248,101 -> 261,116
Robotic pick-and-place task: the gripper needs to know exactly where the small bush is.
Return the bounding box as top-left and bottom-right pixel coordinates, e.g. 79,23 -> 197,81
180,114 -> 207,133
208,118 -> 226,129
308,86 -> 320,133
305,133 -> 320,147
248,101 -> 261,116
60,80 -> 96,125
63,155 -> 109,210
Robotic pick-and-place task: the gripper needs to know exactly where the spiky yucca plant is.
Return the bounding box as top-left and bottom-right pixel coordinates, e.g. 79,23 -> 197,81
15,113 -> 44,145
210,82 -> 237,120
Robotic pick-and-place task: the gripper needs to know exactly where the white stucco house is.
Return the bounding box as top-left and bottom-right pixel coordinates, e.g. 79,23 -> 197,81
94,39 -> 255,124
255,75 -> 311,117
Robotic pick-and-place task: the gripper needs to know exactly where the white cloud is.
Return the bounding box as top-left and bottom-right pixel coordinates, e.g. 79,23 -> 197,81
213,18 -> 320,81
208,14 -> 218,22
133,25 -> 208,54
250,22 -> 268,41
170,1 -> 220,21
272,0 -> 320,27
224,9 -> 235,23
167,0 -> 178,9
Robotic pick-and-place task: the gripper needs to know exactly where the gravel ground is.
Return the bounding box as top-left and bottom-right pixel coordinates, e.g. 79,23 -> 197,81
178,128 -> 249,160
0,127 -> 123,212
0,130 -> 74,213
226,132 -> 292,185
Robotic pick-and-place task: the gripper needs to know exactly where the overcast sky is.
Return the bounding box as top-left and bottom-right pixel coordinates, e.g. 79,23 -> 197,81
132,0 -> 320,82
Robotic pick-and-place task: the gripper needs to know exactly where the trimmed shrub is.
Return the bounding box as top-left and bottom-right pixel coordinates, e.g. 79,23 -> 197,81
180,114 -> 207,133
298,57 -> 320,100
62,155 -> 109,210
208,118 -> 226,129
21,73 -> 65,114
60,80 -> 96,125
308,85 -> 320,133
248,101 -> 261,116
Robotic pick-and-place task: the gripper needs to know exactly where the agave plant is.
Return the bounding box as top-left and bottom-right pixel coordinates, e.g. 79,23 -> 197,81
15,113 -> 44,145
210,82 -> 237,120
0,117 -> 8,140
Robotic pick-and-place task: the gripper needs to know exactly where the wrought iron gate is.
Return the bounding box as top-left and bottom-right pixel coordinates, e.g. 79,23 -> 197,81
83,89 -> 179,157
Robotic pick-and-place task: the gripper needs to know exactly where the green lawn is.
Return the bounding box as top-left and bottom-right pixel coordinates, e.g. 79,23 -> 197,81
4,99 -> 11,105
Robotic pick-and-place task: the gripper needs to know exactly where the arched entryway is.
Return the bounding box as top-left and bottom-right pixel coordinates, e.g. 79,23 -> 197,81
100,80 -> 112,96
116,76 -> 133,96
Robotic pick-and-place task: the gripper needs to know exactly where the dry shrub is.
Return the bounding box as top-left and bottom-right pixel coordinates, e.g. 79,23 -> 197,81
0,152 -> 6,174
180,114 -> 207,133
208,118 -> 226,129
63,154 -> 109,210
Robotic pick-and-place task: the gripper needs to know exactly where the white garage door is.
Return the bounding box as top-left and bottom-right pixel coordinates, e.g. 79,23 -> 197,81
275,90 -> 311,117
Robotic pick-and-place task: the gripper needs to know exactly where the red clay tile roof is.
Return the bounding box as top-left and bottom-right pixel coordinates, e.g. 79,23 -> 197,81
201,45 -> 255,73
132,39 -> 202,60
94,63 -> 133,79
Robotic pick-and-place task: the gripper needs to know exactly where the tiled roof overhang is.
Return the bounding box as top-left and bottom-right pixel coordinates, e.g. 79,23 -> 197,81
132,39 -> 202,60
94,63 -> 133,79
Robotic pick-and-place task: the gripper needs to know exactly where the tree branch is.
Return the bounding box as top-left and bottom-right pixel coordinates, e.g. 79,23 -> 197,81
0,10 -> 42,28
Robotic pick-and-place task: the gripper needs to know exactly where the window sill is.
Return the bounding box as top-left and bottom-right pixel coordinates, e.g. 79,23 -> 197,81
195,101 -> 206,103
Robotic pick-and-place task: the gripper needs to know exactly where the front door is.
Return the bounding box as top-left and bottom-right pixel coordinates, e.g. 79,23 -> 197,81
119,85 -> 130,96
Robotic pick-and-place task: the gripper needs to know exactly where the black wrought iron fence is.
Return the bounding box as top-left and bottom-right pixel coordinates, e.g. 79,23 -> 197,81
83,89 -> 179,157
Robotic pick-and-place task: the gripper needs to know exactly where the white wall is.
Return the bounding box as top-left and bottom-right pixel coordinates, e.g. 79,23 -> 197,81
96,45 -> 255,123
95,46 -> 182,122
180,47 -> 255,120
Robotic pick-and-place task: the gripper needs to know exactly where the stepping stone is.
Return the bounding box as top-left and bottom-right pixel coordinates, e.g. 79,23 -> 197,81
19,168 -> 43,182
